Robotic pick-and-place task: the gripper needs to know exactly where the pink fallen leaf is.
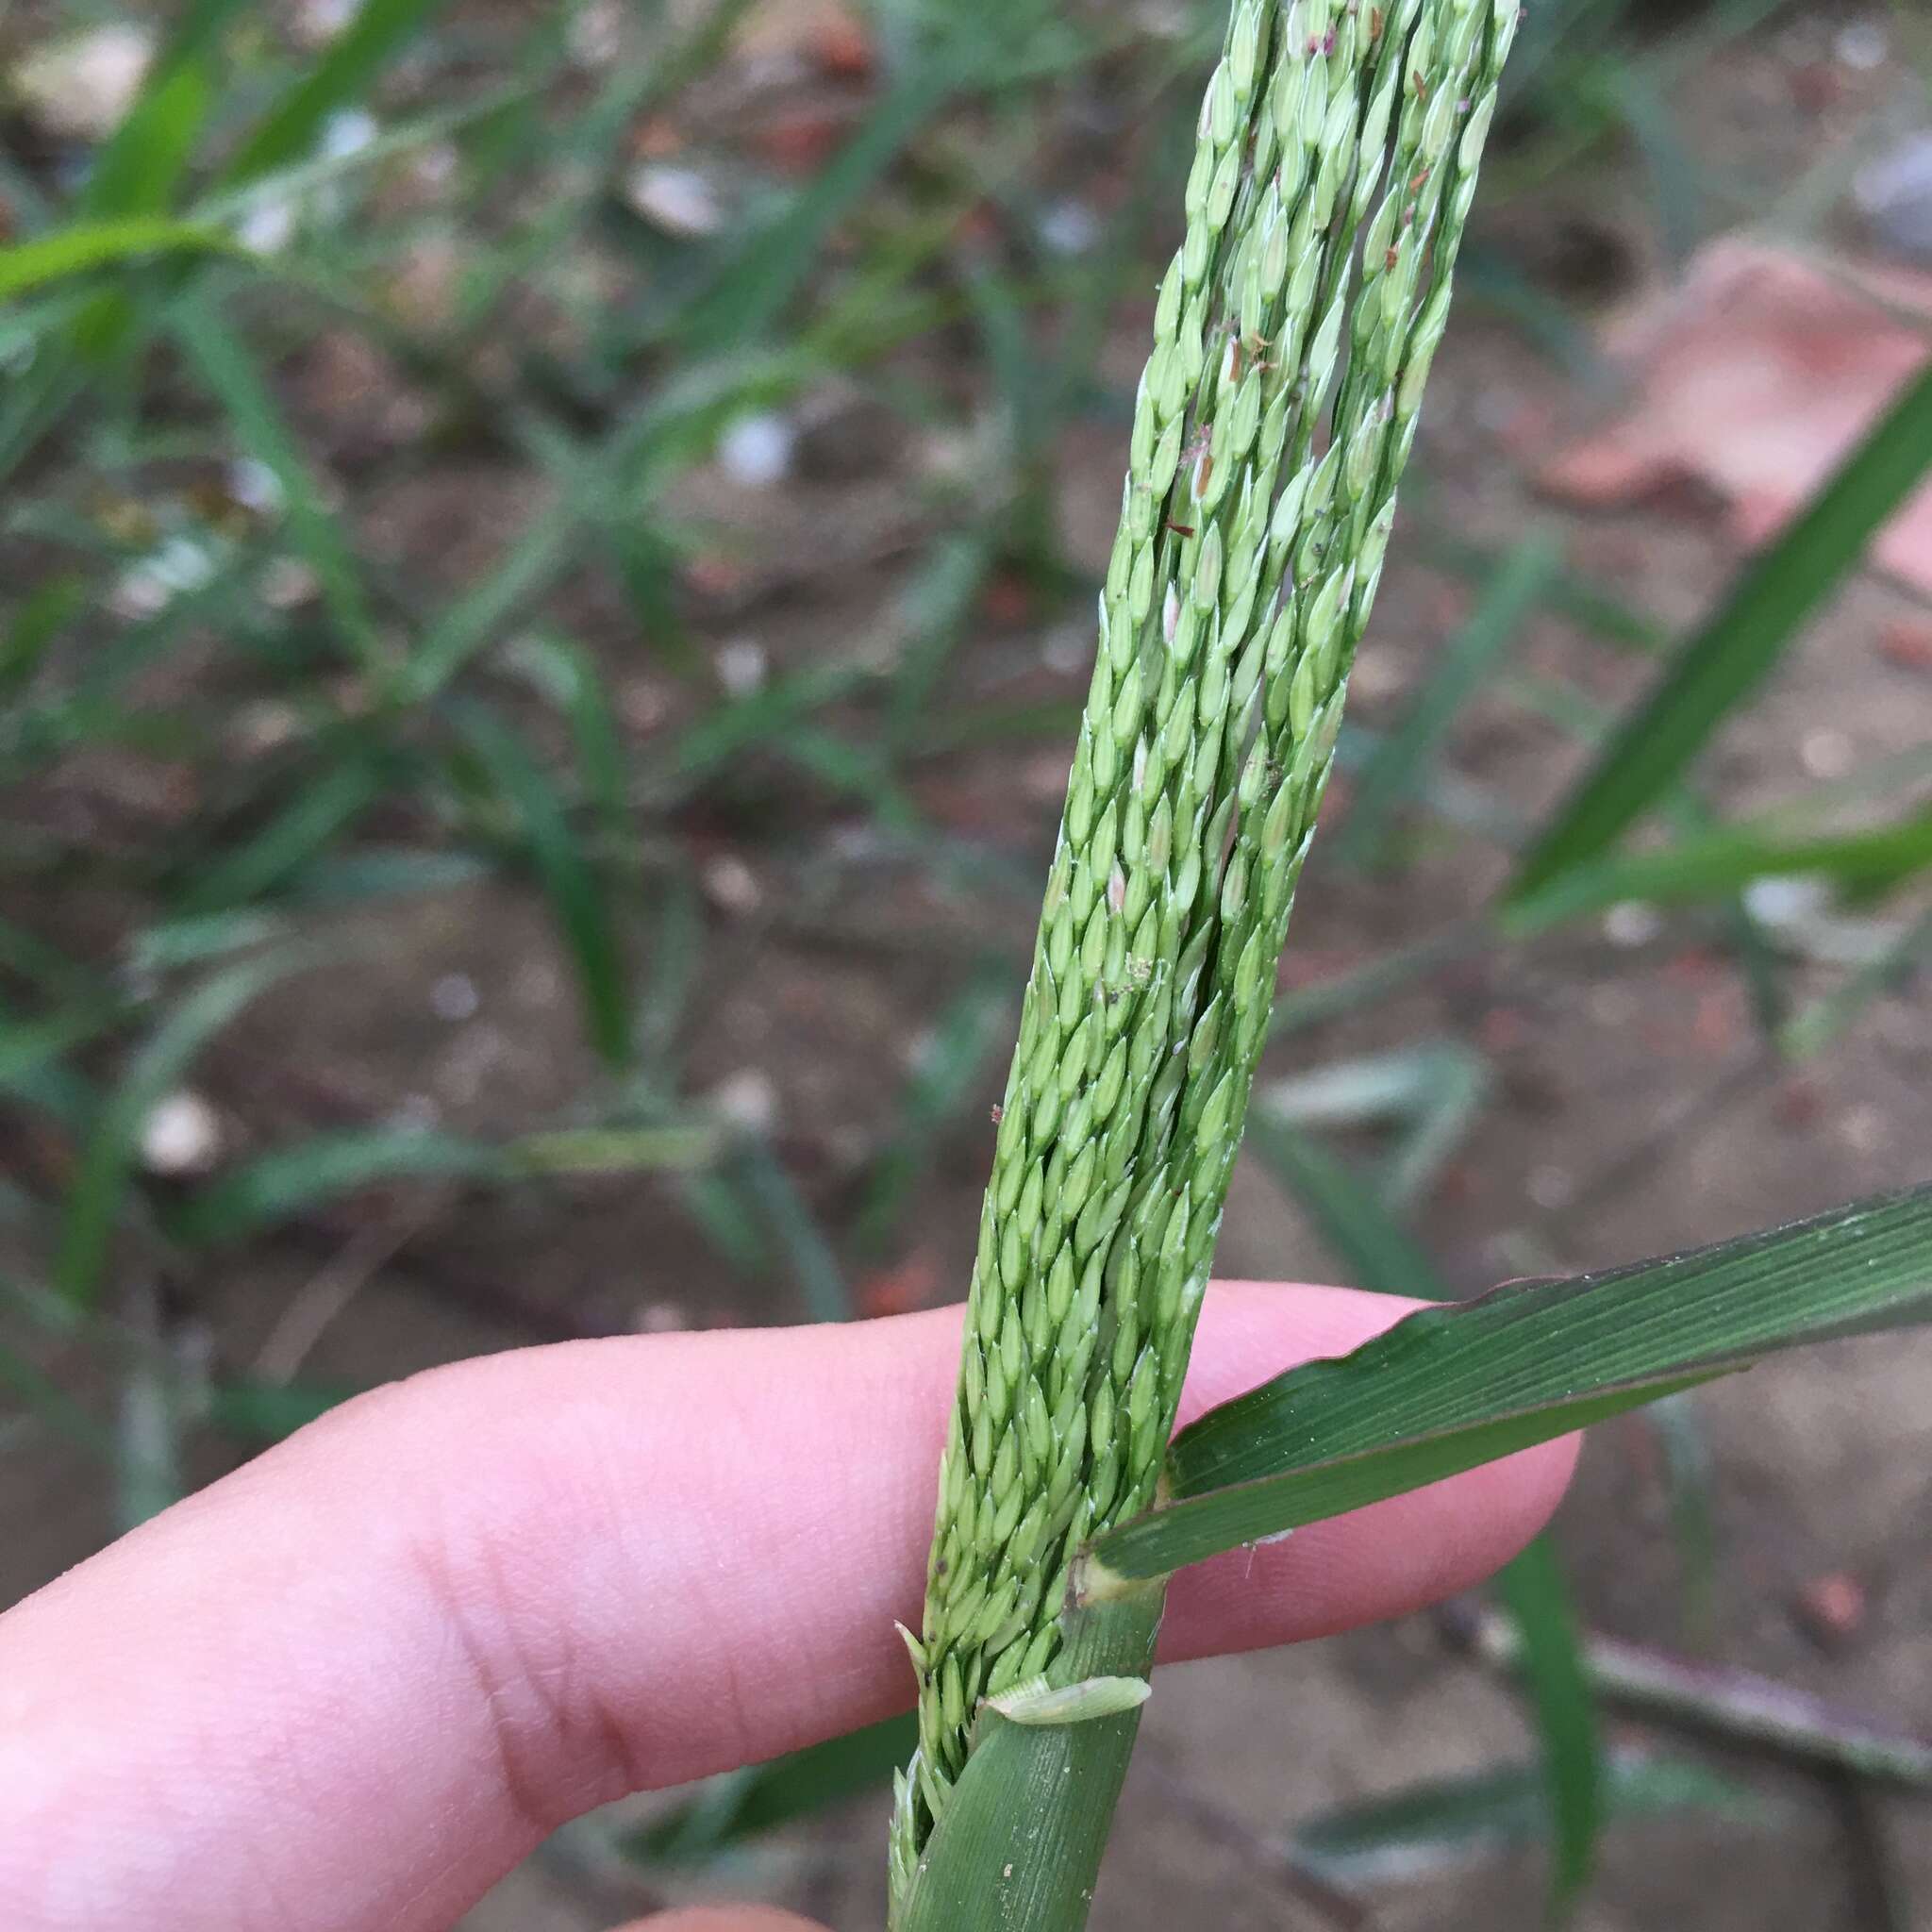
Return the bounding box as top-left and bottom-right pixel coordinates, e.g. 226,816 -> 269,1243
1540,238 -> 1932,596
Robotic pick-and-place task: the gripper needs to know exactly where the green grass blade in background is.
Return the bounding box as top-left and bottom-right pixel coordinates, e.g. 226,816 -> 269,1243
624,1714 -> 919,1865
78,61 -> 211,220
510,1124 -> 720,1174
1644,1391 -> 1719,1638
0,1012 -> 117,1098
505,637 -> 630,850
55,955 -> 308,1307
1424,534 -> 1665,654
679,65 -> 955,351
1240,1112 -> 1604,1897
81,0 -> 253,208
1496,1535 -> 1603,1910
1291,1750 -> 1762,1890
853,960 -> 1011,1256
219,0 -> 451,187
170,1119 -> 720,1249
729,1140 -> 851,1323
401,512 -> 576,700
0,1334 -> 115,1457
54,0 -> 244,367
2,576 -> 84,691
452,703 -> 633,1067
0,220 -> 240,301
1336,534 -> 1562,865
1245,1119 -> 1441,1299
1254,1041 -> 1490,1211
1779,905 -> 1932,1060
177,760 -> 388,915
207,1376 -> 358,1442
172,294 -> 386,675
1507,806 -> 1932,932
1248,1101 -> 1605,1903
1090,1185 -> 1932,1582
1510,363 -> 1932,900
169,1127 -> 503,1246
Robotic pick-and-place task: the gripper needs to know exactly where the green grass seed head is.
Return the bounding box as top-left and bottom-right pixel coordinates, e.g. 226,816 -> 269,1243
892,0 -> 1521,1901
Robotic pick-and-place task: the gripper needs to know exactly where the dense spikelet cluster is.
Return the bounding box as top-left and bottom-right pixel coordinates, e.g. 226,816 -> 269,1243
891,0 -> 1519,1904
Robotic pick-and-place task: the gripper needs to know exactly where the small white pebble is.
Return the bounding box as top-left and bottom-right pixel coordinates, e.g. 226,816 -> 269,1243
635,1301 -> 691,1333
295,0 -> 365,43
569,0 -> 623,65
320,109 -> 377,163
1799,727 -> 1855,779
717,412 -> 795,489
11,26 -> 152,140
1039,198 -> 1100,257
702,855 -> 762,915
111,536 -> 221,619
109,569 -> 171,621
1839,1104 -> 1885,1154
708,1068 -> 779,1137
625,163 -> 724,238
236,194 -> 298,254
1835,20 -> 1888,70
229,458 -> 285,516
389,1093 -> 441,1130
1602,900 -> 1661,948
714,637 -> 769,695
429,972 -> 480,1022
155,535 -> 218,593
141,1091 -> 223,1176
1742,874 -> 1828,928
230,700 -> 301,757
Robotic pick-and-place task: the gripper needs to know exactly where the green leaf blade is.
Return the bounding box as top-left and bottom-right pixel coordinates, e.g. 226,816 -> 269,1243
0,219 -> 239,302
1495,1537 -> 1603,1910
1507,806 -> 1932,933
1090,1186 -> 1932,1583
220,0 -> 451,188
1091,1372 -> 1722,1584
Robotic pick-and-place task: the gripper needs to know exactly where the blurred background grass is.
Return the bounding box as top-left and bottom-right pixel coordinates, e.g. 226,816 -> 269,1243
3,0 -> 1931,1925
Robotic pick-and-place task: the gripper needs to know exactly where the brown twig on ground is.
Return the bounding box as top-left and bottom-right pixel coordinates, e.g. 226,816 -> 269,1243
1444,1601 -> 1932,1789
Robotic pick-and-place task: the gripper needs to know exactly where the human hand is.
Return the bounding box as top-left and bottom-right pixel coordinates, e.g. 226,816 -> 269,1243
0,1284 -> 1574,1932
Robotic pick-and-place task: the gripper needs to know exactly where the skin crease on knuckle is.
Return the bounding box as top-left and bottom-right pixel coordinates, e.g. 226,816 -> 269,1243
0,1291 -> 1573,1932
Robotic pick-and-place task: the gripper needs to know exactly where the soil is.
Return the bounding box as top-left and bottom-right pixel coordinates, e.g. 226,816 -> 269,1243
4,8 -> 1929,1929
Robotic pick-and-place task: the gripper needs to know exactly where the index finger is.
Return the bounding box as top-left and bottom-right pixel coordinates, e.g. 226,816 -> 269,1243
0,1285 -> 1574,1932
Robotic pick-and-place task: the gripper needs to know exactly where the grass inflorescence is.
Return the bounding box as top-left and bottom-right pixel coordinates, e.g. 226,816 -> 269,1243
893,0 -> 1522,1896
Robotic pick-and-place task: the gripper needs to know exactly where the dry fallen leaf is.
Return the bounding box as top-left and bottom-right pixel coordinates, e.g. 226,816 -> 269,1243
1540,238 -> 1932,595
735,0 -> 874,75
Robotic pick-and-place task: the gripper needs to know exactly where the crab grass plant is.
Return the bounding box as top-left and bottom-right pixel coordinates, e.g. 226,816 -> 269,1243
886,3 -> 1932,1926
890,0 -> 1519,1919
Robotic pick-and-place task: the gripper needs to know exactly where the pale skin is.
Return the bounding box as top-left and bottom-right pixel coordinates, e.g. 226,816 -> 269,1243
0,1282 -> 1575,1932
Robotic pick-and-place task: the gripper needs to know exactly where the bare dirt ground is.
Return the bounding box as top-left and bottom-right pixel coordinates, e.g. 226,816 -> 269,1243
5,8 -> 1929,1929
